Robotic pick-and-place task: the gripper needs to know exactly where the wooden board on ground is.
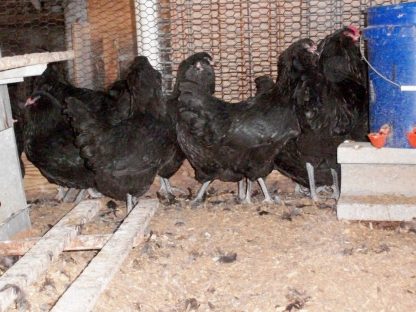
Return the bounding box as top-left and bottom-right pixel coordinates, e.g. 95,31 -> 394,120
0,233 -> 112,256
51,199 -> 158,312
0,200 -> 102,311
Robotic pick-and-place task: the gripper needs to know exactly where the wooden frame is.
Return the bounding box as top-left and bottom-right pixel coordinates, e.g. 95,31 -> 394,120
0,199 -> 157,311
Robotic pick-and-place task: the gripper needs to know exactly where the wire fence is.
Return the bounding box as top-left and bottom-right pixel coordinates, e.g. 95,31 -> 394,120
0,0 -> 411,101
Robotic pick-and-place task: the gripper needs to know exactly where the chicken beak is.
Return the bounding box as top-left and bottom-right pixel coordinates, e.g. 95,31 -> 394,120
25,95 -> 40,107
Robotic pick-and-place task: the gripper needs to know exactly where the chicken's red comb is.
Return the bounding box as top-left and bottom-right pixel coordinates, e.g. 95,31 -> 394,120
347,25 -> 360,35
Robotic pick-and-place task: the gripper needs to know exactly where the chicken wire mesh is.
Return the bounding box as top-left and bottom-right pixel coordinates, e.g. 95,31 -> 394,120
0,0 -> 412,100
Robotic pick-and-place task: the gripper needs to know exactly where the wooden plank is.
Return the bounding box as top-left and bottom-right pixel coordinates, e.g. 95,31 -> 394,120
0,51 -> 74,71
0,234 -> 112,256
51,199 -> 158,312
0,64 -> 47,81
0,200 -> 102,311
0,128 -> 30,241
0,78 -> 24,85
0,50 -> 13,130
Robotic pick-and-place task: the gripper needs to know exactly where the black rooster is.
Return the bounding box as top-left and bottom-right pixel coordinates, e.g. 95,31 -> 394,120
274,26 -> 368,201
177,53 -> 300,205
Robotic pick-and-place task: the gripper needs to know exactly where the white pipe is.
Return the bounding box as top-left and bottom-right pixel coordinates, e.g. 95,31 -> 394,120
135,0 -> 161,70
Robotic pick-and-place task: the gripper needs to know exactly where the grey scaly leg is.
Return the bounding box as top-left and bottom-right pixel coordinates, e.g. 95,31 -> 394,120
242,180 -> 253,204
257,178 -> 273,203
191,181 -> 211,206
160,176 -> 186,196
55,186 -> 68,201
74,189 -> 87,205
159,177 -> 173,197
159,177 -> 168,194
258,178 -> 281,204
238,179 -> 246,202
330,168 -> 340,200
159,177 -> 176,203
63,188 -> 82,203
306,162 -> 319,202
126,194 -> 138,213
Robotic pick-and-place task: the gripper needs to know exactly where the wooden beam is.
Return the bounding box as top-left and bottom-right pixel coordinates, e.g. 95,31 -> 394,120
0,51 -> 74,71
0,234 -> 112,256
51,199 -> 158,312
0,64 -> 47,81
0,77 -> 24,84
0,200 -> 102,311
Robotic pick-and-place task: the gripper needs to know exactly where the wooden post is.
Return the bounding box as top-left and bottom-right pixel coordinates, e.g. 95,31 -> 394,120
51,199 -> 157,312
0,200 -> 102,311
0,49 -> 31,241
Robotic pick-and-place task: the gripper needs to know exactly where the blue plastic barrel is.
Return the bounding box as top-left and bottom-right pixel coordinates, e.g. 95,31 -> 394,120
363,2 -> 416,148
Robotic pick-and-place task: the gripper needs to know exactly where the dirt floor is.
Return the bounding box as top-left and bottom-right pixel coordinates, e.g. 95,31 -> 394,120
3,159 -> 416,311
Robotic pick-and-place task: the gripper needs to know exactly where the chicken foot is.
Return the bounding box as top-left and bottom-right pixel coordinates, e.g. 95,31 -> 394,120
159,177 -> 187,197
55,186 -> 68,201
294,183 -> 310,196
191,181 -> 211,206
306,163 -> 340,202
257,178 -> 280,204
159,177 -> 176,202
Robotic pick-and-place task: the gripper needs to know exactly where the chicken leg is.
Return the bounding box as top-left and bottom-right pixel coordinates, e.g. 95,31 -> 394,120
330,168 -> 340,200
241,179 -> 253,204
62,188 -> 84,203
257,178 -> 280,204
306,162 -> 319,202
74,189 -> 87,205
126,193 -> 138,213
159,177 -> 186,196
237,179 -> 247,202
159,177 -> 176,202
191,181 -> 211,206
55,186 -> 68,201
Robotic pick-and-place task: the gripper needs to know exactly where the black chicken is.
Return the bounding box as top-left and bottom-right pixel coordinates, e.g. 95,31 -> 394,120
177,53 -> 300,205
64,55 -> 189,210
22,64 -> 116,201
23,88 -> 96,197
274,26 -> 368,201
154,53 -> 216,199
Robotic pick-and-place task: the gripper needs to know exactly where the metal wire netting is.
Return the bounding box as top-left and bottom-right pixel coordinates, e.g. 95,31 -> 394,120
0,0 -> 411,100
